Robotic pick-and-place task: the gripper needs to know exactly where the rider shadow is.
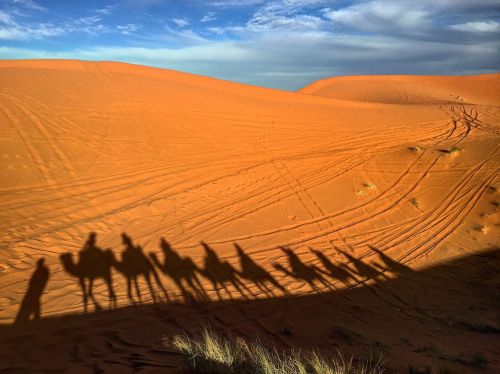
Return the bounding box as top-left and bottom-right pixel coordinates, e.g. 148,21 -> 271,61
110,233 -> 169,304
149,238 -> 208,302
59,232 -> 116,313
273,246 -> 332,292
310,248 -> 356,288
199,242 -> 254,300
234,243 -> 288,297
14,258 -> 50,326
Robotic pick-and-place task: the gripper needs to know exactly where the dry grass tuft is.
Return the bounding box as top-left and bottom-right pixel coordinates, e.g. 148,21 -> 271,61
166,326 -> 385,374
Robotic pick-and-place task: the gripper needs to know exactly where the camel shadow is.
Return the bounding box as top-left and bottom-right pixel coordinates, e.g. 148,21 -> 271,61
368,245 -> 415,276
198,242 -> 254,300
14,258 -> 50,325
110,233 -> 169,304
149,238 -> 208,302
336,247 -> 388,282
59,232 -> 116,313
310,248 -> 356,288
234,243 -> 288,297
273,246 -> 332,292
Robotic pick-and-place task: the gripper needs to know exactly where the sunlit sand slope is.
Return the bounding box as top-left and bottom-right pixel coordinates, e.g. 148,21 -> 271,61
0,61 -> 498,371
300,74 -> 500,105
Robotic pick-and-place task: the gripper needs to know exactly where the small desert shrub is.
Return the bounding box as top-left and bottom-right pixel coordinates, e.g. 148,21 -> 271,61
474,224 -> 489,234
449,146 -> 460,153
409,146 -> 423,153
364,182 -> 376,190
167,326 -> 385,374
410,198 -> 420,208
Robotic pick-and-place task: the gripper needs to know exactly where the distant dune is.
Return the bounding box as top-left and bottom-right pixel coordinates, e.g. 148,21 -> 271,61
0,60 -> 498,372
300,74 -> 500,105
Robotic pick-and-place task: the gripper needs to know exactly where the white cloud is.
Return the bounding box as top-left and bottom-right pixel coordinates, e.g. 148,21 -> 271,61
74,15 -> 102,26
211,0 -> 265,7
0,10 -> 16,25
449,21 -> 500,33
117,23 -> 142,35
172,18 -> 190,27
206,0 -> 328,34
10,0 -> 45,11
0,23 -> 65,40
96,5 -> 116,15
324,1 -> 430,34
247,13 -> 324,31
201,12 -> 216,23
0,10 -> 107,40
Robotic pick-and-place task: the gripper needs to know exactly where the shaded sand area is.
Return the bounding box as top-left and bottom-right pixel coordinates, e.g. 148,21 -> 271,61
0,60 -> 499,372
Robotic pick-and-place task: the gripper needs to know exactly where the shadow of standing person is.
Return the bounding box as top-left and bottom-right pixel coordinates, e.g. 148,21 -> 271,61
14,258 -> 49,326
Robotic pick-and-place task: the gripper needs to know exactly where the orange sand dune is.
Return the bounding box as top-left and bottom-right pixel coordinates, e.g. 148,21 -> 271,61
0,60 -> 499,372
300,74 -> 500,105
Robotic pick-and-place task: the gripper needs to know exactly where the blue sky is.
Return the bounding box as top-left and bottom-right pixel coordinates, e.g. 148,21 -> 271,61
0,0 -> 499,90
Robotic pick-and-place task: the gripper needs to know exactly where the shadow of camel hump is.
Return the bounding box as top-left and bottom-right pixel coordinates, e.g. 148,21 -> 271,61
59,232 -> 116,313
149,238 -> 208,302
199,241 -> 254,300
109,233 -> 169,304
14,258 -> 49,325
234,243 -> 288,297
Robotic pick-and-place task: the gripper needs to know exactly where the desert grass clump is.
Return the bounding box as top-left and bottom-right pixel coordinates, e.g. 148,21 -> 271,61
169,328 -> 243,373
357,183 -> 377,196
410,198 -> 420,208
474,224 -> 489,234
167,326 -> 385,374
408,146 -> 423,153
439,145 -> 461,155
